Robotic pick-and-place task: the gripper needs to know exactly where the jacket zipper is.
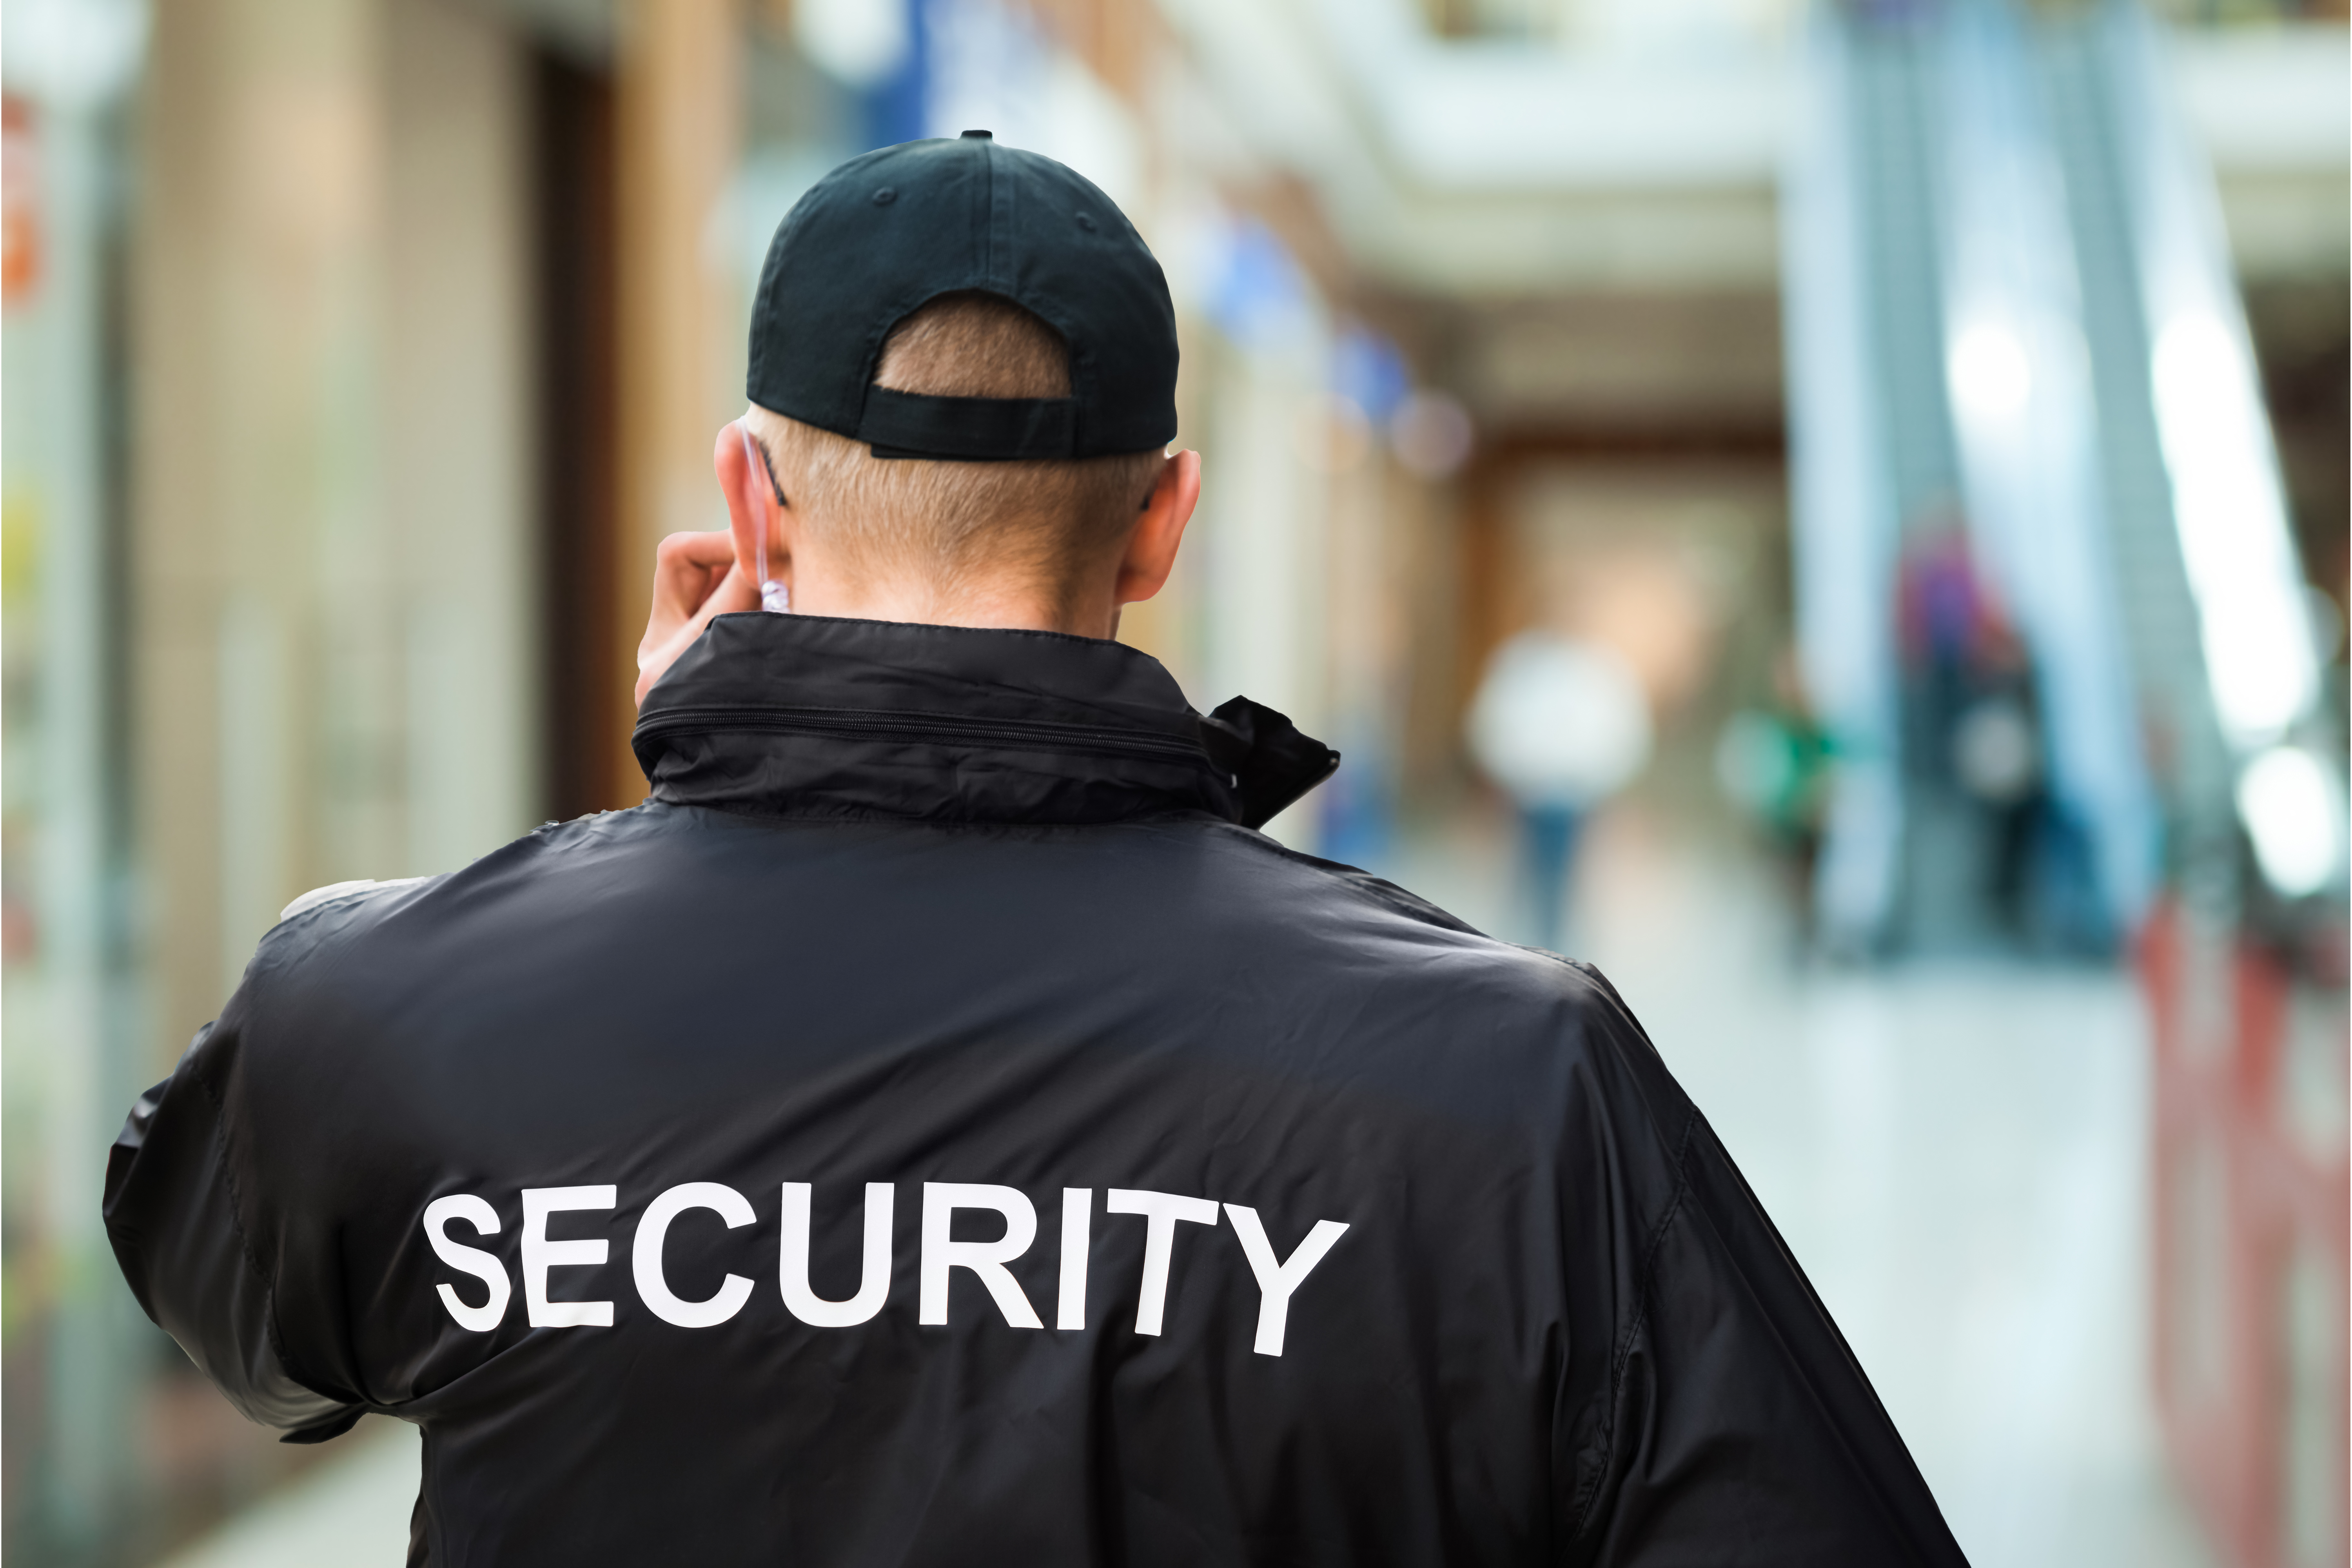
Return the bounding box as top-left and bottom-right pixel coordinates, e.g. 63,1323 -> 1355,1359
635,703 -> 1219,769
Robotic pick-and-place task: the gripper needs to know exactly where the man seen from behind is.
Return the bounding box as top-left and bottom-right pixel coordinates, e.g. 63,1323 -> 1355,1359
105,132 -> 1969,1567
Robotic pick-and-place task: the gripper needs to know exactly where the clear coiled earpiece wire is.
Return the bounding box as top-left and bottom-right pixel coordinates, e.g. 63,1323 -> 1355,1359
737,421 -> 791,614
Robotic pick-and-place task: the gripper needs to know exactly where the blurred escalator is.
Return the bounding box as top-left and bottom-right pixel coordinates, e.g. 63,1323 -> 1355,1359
1786,0 -> 2341,960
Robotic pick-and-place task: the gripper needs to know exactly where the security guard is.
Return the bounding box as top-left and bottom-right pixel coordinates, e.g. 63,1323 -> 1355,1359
106,134 -> 1969,1567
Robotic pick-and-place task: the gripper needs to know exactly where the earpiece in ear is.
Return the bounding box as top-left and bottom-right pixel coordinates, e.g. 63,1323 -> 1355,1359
737,422 -> 792,615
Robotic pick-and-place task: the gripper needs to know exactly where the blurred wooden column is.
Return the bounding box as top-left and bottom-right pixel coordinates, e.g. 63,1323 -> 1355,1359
137,0 -> 387,1042
138,0 -> 537,1043
608,0 -> 741,806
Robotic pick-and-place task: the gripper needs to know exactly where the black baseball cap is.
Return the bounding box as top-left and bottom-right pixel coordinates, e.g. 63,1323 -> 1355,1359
746,131 -> 1178,461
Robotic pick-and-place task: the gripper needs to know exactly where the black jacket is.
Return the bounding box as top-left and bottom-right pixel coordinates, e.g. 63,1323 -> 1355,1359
105,614 -> 1967,1567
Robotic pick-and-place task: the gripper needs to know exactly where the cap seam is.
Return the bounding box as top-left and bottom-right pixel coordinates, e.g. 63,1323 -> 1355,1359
982,138 -> 999,290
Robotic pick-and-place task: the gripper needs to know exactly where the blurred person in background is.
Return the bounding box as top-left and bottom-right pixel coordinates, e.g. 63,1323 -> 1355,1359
103,135 -> 1965,1566
1715,650 -> 1835,940
1895,529 -> 2097,952
1468,627 -> 1653,950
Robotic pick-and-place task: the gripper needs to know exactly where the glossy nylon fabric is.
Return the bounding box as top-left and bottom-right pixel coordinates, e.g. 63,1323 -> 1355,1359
105,617 -> 1969,1567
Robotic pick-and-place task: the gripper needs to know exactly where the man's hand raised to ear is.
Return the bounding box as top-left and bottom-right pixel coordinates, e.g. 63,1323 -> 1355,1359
635,529 -> 753,708
637,417 -> 791,707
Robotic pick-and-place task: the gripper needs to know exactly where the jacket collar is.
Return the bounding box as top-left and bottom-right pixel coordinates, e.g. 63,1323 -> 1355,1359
632,614 -> 1338,828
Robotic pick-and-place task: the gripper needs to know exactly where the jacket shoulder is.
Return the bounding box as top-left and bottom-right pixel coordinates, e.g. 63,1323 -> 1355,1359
1195,820 -> 1629,1012
1191,820 -> 1681,1102
261,874 -> 443,959
277,877 -> 431,924
1192,820 -> 1486,938
211,877 -> 448,1052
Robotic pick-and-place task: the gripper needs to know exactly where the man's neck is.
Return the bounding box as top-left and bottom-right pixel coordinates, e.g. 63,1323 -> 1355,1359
789,563 -> 1117,640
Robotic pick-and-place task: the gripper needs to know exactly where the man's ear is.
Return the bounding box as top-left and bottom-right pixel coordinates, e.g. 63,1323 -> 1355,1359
1113,450 -> 1201,607
714,421 -> 791,593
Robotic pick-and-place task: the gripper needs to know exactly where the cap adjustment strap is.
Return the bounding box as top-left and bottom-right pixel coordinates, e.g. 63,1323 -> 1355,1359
857,386 -> 1077,461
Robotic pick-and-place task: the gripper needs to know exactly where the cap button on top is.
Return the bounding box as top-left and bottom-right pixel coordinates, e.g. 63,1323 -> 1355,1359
960,128 -> 993,140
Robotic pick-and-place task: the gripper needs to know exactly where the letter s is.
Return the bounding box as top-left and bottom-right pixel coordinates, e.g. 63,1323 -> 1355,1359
424,1194 -> 512,1333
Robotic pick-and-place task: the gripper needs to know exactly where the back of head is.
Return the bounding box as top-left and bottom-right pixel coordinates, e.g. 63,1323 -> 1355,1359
747,294 -> 1164,615
739,135 -> 1180,621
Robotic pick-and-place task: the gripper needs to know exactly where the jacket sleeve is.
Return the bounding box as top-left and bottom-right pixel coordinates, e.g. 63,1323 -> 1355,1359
103,1022 -> 365,1444
1567,1100 -> 1969,1567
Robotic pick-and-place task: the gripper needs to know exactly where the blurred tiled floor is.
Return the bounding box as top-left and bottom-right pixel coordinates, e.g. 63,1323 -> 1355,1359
158,801 -> 2215,1568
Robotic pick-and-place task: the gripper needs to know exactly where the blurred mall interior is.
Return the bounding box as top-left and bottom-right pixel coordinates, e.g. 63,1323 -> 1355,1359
1,0 -> 2345,1562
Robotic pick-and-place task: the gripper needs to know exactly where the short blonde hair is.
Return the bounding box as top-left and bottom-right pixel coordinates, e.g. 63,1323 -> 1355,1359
747,293 -> 1165,609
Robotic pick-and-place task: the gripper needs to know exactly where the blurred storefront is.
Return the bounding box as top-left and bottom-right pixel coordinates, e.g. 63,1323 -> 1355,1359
0,0 -> 2343,1563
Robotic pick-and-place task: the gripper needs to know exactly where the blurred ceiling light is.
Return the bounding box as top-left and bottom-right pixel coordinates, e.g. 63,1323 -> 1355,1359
795,0 -> 911,88
2236,744 -> 2343,898
0,0 -> 146,109
2149,310 -> 2318,747
1390,390 -> 1473,478
1947,320 -> 2031,425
